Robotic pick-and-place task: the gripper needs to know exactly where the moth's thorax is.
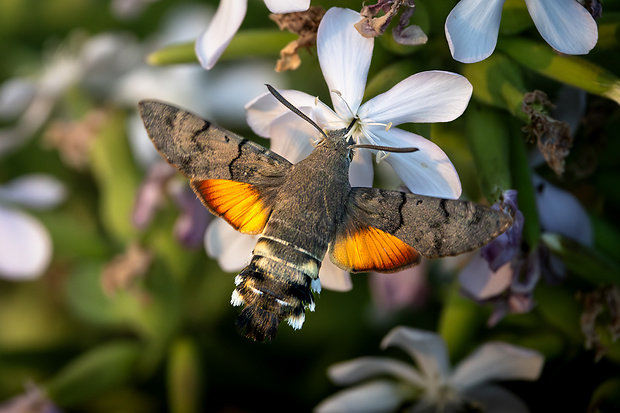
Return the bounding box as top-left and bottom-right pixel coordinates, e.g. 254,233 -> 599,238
264,140 -> 351,254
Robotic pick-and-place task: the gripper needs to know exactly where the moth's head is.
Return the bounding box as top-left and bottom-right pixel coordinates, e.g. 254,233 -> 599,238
318,124 -> 357,160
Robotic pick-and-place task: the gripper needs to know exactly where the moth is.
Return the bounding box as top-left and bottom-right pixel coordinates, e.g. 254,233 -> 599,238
139,86 -> 512,341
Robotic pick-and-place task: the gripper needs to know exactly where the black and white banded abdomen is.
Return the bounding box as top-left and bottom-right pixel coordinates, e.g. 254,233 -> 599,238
231,235 -> 323,341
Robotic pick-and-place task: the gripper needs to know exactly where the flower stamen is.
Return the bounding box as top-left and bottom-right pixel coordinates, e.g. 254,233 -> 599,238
330,89 -> 357,120
376,151 -> 390,163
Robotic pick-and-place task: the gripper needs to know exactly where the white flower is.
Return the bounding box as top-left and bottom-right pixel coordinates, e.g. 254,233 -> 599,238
316,326 -> 544,413
0,175 -> 66,280
206,7 -> 472,291
247,7 -> 471,198
445,0 -> 598,63
195,0 -> 310,70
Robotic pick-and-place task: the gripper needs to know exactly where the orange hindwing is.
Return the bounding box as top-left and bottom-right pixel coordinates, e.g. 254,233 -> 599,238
330,225 -> 420,273
192,179 -> 271,234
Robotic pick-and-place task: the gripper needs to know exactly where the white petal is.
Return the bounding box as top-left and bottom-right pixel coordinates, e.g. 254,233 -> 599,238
358,71 -> 472,125
317,8 -> 373,117
263,0 -> 309,13
0,206 -> 52,280
369,128 -> 461,198
525,0 -> 597,55
0,78 -> 35,120
0,174 -> 67,209
204,218 -> 255,272
315,380 -> 406,413
533,175 -> 593,246
268,111 -> 317,163
349,148 -> 373,188
459,256 -> 513,300
445,0 -> 506,63
245,89 -> 319,137
195,0 -> 247,70
328,357 -> 424,387
380,327 -> 451,381
464,384 -> 531,413
313,99 -> 350,131
319,256 -> 353,292
451,342 -> 543,391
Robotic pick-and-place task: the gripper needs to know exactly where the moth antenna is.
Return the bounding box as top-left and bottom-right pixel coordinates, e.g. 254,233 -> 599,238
265,84 -> 328,140
351,144 -> 419,153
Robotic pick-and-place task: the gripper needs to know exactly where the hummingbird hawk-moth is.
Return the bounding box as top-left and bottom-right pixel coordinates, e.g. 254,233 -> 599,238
139,87 -> 512,341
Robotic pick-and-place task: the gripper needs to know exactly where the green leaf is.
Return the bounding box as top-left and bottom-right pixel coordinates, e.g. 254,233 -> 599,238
498,0 -> 532,35
64,260 -> 182,340
90,110 -> 141,243
509,128 -> 540,249
147,42 -> 196,65
45,341 -> 141,407
535,281 -> 583,342
148,30 -> 297,66
430,121 -> 480,200
465,105 -> 512,203
462,53 -> 528,120
167,337 -> 203,413
498,38 -> 620,104
438,279 -> 486,362
64,261 -> 146,330
589,378 -> 620,413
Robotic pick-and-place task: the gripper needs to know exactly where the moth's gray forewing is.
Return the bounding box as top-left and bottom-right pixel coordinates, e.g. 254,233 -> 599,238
139,99 -> 293,234
138,100 -> 292,185
347,187 -> 513,258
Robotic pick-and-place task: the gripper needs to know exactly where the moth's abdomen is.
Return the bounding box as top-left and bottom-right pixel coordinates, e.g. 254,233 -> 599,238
232,236 -> 322,341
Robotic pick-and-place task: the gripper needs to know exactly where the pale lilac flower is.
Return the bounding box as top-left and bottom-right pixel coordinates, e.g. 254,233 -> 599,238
0,175 -> 66,280
132,162 -> 211,249
460,180 -> 593,325
195,0 -> 310,70
316,326 -> 544,413
0,383 -> 61,413
369,262 -> 430,316
445,0 -> 599,63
